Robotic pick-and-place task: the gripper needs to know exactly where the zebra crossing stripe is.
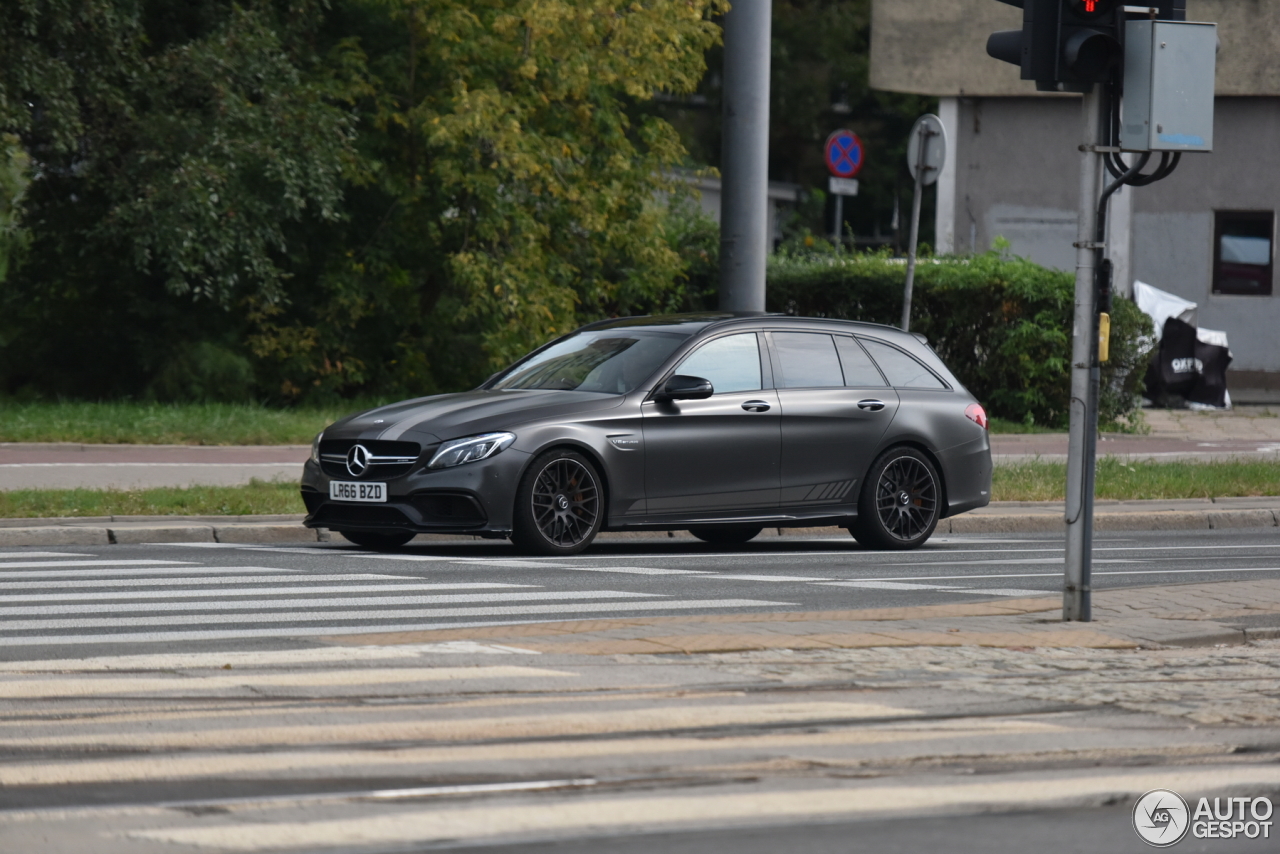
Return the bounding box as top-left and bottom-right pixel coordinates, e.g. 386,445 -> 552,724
0,582 -> 537,603
0,560 -> 192,570
0,598 -> 789,635
0,590 -> 660,617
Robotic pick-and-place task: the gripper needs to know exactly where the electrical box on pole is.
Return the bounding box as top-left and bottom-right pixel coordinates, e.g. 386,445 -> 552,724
1121,20 -> 1217,152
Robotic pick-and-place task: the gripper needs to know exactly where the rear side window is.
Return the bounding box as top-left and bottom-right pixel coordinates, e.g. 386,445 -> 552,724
859,339 -> 947,389
676,333 -> 762,394
833,336 -> 887,387
772,332 -> 845,389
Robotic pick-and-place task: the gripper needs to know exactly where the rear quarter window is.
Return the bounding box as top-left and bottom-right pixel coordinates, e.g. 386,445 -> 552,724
859,338 -> 948,389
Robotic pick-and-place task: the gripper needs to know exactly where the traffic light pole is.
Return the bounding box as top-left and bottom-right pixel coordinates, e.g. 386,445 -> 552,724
1063,84 -> 1105,622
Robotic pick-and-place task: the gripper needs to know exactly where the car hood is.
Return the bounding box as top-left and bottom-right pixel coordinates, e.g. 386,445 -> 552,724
326,389 -> 625,444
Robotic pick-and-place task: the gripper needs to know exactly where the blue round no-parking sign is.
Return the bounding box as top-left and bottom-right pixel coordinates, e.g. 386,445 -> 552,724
824,130 -> 864,178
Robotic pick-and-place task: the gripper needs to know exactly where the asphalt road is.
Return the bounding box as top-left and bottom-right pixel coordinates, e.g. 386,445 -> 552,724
4,527 -> 1280,659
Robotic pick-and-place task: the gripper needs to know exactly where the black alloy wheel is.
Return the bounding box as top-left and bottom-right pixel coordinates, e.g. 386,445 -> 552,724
338,530 -> 416,549
850,447 -> 940,550
512,450 -> 603,556
689,524 -> 765,545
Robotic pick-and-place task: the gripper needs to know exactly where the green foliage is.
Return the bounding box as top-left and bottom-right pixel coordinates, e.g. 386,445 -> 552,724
766,250 -> 1154,428
1,0 -> 725,402
994,458 -> 1280,502
0,134 -> 29,284
0,400 -> 373,445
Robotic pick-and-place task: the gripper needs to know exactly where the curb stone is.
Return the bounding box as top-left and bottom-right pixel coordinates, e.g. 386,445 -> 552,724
0,505 -> 1276,546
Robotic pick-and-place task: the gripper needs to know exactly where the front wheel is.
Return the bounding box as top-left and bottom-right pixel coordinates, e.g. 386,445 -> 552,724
849,447 -> 940,550
689,524 -> 764,545
511,450 -> 604,556
338,530 -> 416,549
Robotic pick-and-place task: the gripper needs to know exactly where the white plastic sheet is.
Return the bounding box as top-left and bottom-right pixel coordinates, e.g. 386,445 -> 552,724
1133,280 -> 1197,341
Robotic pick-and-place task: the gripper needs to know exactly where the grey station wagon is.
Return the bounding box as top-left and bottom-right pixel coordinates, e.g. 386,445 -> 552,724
300,313 -> 992,554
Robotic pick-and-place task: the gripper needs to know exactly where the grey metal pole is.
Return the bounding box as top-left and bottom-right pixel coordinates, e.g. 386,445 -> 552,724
1064,85 -> 1104,622
832,193 -> 843,245
719,0 -> 771,313
900,171 -> 924,331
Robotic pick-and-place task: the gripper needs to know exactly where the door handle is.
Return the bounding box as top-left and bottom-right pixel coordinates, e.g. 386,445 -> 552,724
857,399 -> 886,412
741,400 -> 771,412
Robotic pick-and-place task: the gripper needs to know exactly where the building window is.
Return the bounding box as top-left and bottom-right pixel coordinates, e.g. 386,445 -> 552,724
1213,211 -> 1274,296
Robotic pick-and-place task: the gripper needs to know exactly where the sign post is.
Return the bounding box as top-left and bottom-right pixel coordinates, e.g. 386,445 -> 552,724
824,130 -> 864,245
901,114 -> 946,332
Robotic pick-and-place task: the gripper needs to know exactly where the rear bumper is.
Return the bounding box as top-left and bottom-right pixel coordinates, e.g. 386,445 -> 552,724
940,436 -> 992,518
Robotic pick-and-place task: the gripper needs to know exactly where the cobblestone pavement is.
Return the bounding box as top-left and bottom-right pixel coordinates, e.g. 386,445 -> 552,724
703,638 -> 1280,727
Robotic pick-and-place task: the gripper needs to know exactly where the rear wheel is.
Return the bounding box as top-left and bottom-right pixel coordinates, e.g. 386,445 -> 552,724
338,530 -> 416,549
689,524 -> 765,545
849,447 -> 940,550
512,450 -> 604,556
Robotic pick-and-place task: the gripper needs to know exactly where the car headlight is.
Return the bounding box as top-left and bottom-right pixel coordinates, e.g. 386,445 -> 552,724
310,431 -> 324,465
427,432 -> 516,469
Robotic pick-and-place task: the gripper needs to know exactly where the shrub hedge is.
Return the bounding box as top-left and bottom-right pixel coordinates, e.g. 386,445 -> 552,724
766,251 -> 1154,428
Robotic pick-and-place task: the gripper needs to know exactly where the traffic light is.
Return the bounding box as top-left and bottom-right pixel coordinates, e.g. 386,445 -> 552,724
987,0 -> 1123,92
1057,0 -> 1123,89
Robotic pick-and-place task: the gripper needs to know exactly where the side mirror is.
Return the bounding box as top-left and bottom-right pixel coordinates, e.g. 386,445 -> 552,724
653,375 -> 714,402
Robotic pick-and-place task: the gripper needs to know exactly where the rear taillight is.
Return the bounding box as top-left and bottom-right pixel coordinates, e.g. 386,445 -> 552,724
965,403 -> 989,430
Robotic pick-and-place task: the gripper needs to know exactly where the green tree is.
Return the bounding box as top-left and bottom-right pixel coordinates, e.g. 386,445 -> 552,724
248,0 -> 726,399
0,0 -> 356,398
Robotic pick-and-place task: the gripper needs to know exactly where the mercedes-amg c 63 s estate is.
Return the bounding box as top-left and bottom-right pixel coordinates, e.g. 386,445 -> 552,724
300,313 -> 992,554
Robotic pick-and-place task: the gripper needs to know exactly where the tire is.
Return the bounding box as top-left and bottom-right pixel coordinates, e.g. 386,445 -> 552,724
689,524 -> 765,545
338,530 -> 416,549
511,449 -> 604,556
849,447 -> 941,550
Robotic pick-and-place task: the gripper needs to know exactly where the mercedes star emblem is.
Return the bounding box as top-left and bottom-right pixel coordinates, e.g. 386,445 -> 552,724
346,444 -> 372,477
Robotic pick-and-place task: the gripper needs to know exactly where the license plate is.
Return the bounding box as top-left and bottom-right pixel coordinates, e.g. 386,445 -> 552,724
329,481 -> 387,503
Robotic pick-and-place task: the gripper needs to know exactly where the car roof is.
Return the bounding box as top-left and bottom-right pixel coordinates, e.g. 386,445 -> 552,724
579,312 -> 918,341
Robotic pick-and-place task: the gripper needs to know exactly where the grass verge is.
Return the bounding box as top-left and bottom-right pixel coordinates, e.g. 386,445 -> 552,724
0,400 -> 398,445
0,479 -> 304,519
2,460 -> 1278,519
993,457 -> 1280,502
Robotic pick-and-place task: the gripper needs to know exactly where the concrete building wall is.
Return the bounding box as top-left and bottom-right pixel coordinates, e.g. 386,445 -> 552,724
938,95 -> 1280,375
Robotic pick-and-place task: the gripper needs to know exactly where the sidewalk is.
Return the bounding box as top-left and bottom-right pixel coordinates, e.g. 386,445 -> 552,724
325,578 -> 1280,653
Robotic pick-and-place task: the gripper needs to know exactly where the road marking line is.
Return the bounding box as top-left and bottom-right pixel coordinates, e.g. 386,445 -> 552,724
1,643 -> 539,672
0,724 -> 1062,788
0,559 -> 193,569
833,581 -> 968,591
0,598 -> 791,632
555,566 -> 710,576
122,767 -> 1280,850
0,590 -> 659,617
0,565 -> 305,579
0,573 -> 436,590
1,701 -> 917,751
881,558 -> 1144,567
707,574 -> 836,582
3,666 -> 578,699
0,582 -> 537,603
0,551 -> 96,559
818,565 -> 1280,583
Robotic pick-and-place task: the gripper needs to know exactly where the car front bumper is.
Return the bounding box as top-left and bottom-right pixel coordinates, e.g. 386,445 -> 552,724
299,449 -> 532,537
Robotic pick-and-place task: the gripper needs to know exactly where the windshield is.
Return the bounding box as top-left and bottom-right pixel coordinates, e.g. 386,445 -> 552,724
490,330 -> 689,394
